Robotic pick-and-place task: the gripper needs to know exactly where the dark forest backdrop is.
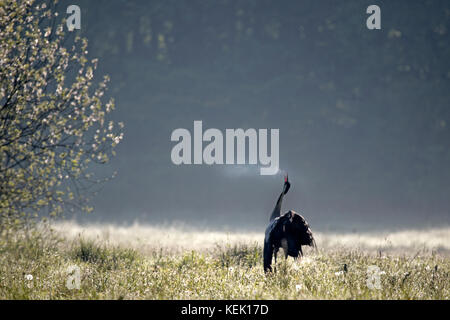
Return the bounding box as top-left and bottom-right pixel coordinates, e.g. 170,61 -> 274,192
57,0 -> 450,230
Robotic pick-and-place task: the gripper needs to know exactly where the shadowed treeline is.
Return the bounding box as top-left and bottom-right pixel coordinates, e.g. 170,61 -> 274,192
53,0 -> 449,229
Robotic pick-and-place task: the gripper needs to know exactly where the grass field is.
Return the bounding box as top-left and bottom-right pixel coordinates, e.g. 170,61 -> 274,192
0,222 -> 449,299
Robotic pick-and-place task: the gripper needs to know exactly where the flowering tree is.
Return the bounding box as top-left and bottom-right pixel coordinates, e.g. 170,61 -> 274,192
0,0 -> 123,220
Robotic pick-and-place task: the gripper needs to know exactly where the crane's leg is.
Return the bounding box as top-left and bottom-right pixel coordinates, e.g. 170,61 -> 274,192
281,238 -> 288,259
263,242 -> 274,273
274,248 -> 278,273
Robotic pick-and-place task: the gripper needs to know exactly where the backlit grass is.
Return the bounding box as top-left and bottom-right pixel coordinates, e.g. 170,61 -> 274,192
0,223 -> 448,299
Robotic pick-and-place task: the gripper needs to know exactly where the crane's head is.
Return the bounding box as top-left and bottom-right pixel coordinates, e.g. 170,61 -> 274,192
283,173 -> 290,195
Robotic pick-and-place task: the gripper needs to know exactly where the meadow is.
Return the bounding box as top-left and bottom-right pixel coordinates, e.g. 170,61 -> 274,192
0,222 -> 448,299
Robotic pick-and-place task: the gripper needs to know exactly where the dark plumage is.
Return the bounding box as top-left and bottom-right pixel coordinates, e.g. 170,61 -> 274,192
263,175 -> 316,273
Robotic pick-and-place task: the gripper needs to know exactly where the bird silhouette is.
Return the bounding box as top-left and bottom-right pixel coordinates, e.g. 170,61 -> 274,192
263,175 -> 316,273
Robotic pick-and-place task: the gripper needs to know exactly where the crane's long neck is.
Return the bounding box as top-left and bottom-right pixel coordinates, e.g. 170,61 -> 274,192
269,181 -> 290,221
269,192 -> 285,222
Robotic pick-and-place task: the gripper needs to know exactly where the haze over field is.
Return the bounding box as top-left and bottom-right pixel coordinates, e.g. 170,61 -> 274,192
53,222 -> 450,256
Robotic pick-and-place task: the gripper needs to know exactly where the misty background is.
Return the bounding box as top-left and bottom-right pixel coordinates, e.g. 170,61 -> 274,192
57,0 -> 449,230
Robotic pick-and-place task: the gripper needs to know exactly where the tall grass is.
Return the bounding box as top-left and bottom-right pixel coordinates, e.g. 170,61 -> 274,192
0,223 -> 448,299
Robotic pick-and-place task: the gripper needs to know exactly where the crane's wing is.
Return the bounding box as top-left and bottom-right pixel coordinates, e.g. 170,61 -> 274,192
291,213 -> 316,248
